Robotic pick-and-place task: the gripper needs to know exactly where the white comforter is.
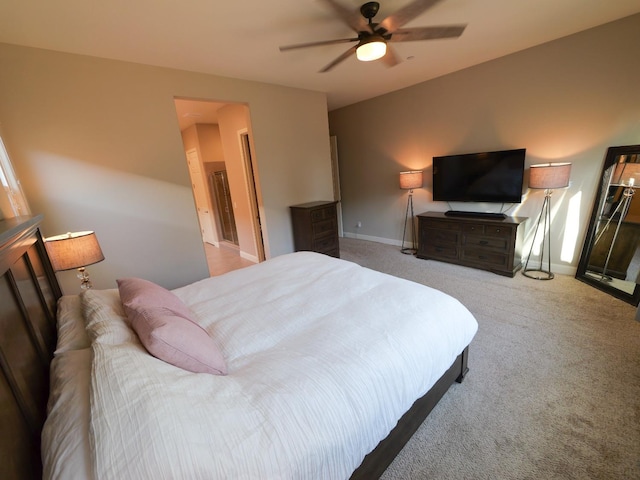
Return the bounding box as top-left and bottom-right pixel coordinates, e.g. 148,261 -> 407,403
78,252 -> 477,479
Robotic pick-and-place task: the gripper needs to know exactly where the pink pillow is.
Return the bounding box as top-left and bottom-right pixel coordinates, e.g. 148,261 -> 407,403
117,278 -> 227,375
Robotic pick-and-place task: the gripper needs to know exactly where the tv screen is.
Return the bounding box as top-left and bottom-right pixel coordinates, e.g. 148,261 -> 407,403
432,148 -> 526,203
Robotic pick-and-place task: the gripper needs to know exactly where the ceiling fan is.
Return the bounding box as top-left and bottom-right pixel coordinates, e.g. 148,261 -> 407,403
279,0 -> 467,72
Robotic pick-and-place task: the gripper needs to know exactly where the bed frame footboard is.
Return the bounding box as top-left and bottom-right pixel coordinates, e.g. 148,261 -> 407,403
350,346 -> 470,480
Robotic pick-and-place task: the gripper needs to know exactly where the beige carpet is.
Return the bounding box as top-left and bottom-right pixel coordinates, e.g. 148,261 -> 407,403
339,237 -> 640,480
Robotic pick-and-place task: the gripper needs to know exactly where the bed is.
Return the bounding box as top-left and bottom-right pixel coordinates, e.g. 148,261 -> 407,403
1,215 -> 478,480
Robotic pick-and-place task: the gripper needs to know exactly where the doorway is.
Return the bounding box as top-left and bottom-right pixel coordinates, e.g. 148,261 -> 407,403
174,98 -> 265,275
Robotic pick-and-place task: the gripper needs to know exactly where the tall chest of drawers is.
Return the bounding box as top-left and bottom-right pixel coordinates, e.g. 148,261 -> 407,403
417,212 -> 527,277
290,201 -> 340,258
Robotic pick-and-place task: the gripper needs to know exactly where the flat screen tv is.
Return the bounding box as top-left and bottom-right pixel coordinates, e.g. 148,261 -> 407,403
432,148 -> 526,204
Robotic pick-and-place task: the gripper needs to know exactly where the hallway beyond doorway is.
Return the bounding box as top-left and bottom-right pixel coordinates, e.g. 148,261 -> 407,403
204,242 -> 255,276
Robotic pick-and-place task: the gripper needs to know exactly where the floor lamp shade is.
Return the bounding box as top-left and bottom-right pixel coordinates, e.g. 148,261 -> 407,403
399,170 -> 423,255
399,170 -> 423,190
522,163 -> 571,280
529,163 -> 571,189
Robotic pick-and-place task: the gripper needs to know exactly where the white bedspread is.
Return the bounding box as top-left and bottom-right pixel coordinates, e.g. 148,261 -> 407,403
82,252 -> 477,480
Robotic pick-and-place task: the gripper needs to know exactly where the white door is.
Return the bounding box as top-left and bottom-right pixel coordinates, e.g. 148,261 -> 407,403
186,148 -> 217,245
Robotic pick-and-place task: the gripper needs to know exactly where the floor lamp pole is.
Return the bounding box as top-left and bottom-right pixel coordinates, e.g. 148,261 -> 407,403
401,189 -> 417,255
599,186 -> 635,281
522,189 -> 554,280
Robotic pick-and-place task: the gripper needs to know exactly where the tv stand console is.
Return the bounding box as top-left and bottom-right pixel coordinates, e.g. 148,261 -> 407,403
417,212 -> 528,277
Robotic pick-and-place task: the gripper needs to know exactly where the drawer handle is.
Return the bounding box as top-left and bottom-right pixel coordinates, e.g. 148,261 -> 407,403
478,255 -> 488,260
479,240 -> 489,245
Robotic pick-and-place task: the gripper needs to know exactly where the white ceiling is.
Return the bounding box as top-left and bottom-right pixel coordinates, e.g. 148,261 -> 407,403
2,0 -> 639,111
174,99 -> 226,131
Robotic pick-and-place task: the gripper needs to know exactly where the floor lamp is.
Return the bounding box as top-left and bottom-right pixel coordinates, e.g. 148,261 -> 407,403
400,170 -> 423,255
522,163 -> 571,280
593,161 -> 640,281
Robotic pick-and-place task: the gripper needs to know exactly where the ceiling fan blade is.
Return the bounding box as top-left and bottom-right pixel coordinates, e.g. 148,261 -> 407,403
319,45 -> 357,72
379,0 -> 444,33
319,0 -> 369,33
390,25 -> 466,42
279,37 -> 358,51
381,45 -> 400,68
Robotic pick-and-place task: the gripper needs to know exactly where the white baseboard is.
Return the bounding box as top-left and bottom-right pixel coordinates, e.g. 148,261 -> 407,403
343,231 -> 403,247
342,231 -> 578,276
240,251 -> 259,263
523,262 -> 577,277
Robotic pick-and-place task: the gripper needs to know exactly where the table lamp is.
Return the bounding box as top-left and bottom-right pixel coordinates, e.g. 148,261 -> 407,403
45,231 -> 105,289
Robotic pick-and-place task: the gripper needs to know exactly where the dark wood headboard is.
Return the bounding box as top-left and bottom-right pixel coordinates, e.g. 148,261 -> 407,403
0,215 -> 61,479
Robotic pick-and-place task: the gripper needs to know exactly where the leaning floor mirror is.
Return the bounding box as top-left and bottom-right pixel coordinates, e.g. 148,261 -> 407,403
576,145 -> 640,306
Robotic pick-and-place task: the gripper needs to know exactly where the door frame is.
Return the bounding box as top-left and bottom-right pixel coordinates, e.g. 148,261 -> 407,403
238,129 -> 266,262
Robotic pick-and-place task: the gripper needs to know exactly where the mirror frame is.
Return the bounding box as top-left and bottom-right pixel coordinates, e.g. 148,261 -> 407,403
576,144 -> 640,306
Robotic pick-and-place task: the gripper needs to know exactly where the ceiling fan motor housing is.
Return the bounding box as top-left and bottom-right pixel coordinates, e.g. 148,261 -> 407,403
360,2 -> 380,20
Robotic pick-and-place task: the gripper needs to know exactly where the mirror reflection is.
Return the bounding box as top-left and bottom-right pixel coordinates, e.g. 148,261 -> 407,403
577,146 -> 640,306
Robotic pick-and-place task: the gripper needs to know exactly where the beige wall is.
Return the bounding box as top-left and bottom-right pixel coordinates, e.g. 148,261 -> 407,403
196,124 -> 224,163
0,43 -> 333,292
329,14 -> 640,274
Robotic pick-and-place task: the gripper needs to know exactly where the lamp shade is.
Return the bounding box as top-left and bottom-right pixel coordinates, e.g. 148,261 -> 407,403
399,170 -> 423,190
45,231 -> 104,271
356,36 -> 387,61
611,161 -> 640,187
529,163 -> 571,189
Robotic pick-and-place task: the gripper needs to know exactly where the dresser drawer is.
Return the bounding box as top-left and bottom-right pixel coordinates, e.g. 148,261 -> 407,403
463,234 -> 508,251
425,227 -> 459,245
461,248 -> 509,269
321,248 -> 340,258
483,225 -> 513,238
423,243 -> 459,260
310,207 -> 335,223
312,219 -> 336,236
462,223 -> 485,235
425,219 -> 461,231
312,234 -> 338,252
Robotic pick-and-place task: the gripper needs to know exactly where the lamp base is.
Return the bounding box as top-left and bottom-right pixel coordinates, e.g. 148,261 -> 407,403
401,191 -> 417,255
522,191 -> 555,281
522,268 -> 554,280
77,266 -> 93,290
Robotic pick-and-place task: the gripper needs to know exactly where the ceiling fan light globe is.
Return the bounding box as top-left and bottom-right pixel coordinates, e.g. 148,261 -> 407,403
356,40 -> 387,62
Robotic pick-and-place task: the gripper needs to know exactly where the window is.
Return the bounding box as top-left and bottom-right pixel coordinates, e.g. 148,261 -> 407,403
0,135 -> 30,219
